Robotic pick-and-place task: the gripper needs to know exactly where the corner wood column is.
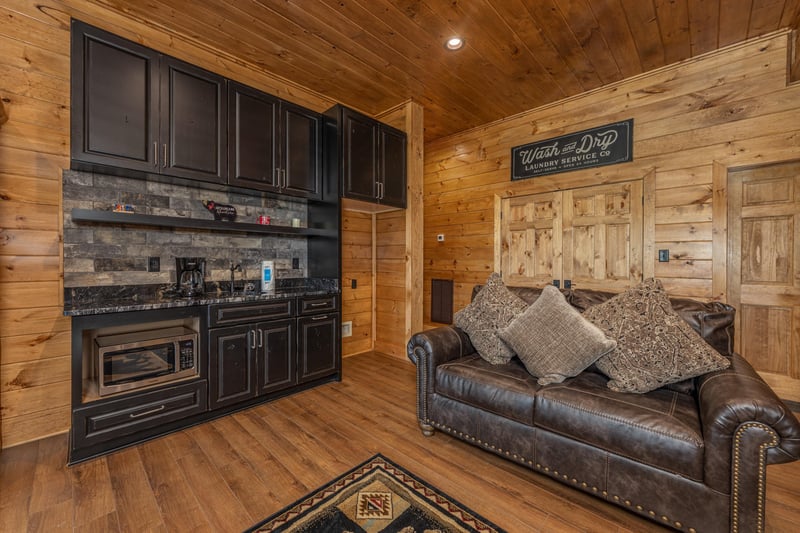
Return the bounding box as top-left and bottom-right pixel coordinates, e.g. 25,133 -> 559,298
404,101 -> 424,341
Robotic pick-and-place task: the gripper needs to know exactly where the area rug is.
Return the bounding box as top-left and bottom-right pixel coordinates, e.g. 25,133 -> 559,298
244,454 -> 506,532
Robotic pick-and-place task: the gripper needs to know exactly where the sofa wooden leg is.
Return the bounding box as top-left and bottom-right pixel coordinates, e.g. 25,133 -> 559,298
419,422 -> 435,436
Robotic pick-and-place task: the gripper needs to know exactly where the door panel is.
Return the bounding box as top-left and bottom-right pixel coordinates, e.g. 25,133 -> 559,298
728,161 -> 800,402
563,181 -> 643,291
498,181 -> 642,290
499,192 -> 562,287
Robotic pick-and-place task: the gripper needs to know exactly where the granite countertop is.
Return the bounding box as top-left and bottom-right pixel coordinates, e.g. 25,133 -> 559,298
64,278 -> 340,316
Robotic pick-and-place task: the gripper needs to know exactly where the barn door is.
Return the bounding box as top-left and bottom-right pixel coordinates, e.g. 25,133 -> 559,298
498,180 -> 643,290
498,192 -> 562,287
563,180 -> 643,291
728,162 -> 800,402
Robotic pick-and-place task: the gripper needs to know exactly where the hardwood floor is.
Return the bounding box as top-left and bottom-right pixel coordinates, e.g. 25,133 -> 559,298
2,351 -> 799,532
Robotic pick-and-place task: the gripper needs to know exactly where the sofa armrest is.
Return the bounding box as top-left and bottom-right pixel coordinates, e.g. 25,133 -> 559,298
697,352 -> 800,530
407,326 -> 476,433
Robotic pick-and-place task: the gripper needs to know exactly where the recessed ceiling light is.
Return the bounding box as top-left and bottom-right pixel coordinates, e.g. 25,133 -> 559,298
445,37 -> 464,51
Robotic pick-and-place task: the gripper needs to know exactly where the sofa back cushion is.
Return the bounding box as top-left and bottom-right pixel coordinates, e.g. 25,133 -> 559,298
470,285 -> 735,356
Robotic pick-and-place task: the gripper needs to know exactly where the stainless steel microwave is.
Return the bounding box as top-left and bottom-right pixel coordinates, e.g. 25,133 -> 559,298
95,326 -> 198,397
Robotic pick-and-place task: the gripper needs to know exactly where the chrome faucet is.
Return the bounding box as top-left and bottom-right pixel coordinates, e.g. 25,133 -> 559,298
229,262 -> 242,294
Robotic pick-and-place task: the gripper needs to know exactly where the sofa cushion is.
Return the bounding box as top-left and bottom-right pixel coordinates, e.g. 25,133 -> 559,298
454,273 -> 529,364
498,285 -> 616,385
436,355 -> 540,425
583,278 -> 730,393
534,372 -> 705,481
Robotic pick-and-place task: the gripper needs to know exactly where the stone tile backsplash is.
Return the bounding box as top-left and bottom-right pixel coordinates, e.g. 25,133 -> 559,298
63,170 -> 308,287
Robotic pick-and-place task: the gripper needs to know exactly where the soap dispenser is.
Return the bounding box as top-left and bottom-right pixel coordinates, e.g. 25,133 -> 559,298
261,260 -> 275,292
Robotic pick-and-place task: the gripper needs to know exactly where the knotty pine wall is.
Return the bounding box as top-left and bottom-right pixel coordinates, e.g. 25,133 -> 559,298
423,30 -> 800,323
0,0 -> 336,448
341,210 -> 373,357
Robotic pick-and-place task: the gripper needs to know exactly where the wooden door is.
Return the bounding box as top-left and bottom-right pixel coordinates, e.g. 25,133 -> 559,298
208,325 -> 257,409
563,181 -> 643,291
281,101 -> 322,199
498,181 -> 642,290
227,82 -> 280,193
258,319 -> 296,395
297,314 -> 340,384
499,192 -> 562,287
728,162 -> 800,402
342,107 -> 378,202
379,125 -> 407,208
70,20 -> 159,172
160,56 -> 227,184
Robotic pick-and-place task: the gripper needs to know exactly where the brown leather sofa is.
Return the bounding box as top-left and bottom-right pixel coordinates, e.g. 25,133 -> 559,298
407,286 -> 800,533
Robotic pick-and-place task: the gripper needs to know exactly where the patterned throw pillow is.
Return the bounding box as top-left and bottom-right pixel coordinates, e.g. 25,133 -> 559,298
453,273 -> 529,364
499,285 -> 616,385
583,278 -> 730,393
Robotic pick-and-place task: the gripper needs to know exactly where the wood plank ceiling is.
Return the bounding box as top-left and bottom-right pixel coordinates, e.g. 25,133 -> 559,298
91,0 -> 800,141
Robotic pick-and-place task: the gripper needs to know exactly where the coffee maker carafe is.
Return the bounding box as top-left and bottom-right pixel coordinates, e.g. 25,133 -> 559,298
176,257 -> 206,297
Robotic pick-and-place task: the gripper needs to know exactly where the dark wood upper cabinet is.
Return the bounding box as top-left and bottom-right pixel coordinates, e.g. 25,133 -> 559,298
70,20 -> 159,172
228,82 -> 321,199
333,105 -> 406,208
160,57 -> 227,183
71,20 -> 227,185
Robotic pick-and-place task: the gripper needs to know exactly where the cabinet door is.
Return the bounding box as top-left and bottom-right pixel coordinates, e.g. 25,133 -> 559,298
209,325 -> 257,409
379,126 -> 407,208
297,314 -> 340,383
280,102 -> 322,199
228,82 -> 279,192
70,20 -> 159,172
342,108 -> 378,202
258,319 -> 296,394
160,57 -> 227,184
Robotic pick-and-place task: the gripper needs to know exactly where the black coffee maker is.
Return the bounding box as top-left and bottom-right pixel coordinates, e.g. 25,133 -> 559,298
175,257 -> 206,297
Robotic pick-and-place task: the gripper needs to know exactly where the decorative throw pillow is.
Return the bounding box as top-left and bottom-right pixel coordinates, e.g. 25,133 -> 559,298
499,285 -> 616,385
583,278 -> 730,393
453,273 -> 529,364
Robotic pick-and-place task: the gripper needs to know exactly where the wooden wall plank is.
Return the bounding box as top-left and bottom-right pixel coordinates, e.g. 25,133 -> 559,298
423,31 -> 798,319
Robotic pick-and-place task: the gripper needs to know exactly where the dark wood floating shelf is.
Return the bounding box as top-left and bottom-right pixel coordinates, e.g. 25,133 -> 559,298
70,209 -> 336,237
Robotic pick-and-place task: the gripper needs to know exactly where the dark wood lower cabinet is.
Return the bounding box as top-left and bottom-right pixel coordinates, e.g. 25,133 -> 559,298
70,296 -> 339,463
208,297 -> 338,410
298,313 -> 340,383
208,324 -> 257,409
259,319 -> 296,394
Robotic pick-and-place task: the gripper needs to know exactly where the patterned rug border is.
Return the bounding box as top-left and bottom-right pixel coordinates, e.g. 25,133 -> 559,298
243,453 -> 506,532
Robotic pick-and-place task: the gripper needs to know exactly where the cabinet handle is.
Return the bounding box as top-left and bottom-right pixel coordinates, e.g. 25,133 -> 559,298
309,302 -> 328,307
250,329 -> 256,349
258,328 -> 263,348
162,144 -> 168,168
376,181 -> 384,200
311,314 -> 328,321
129,405 -> 166,418
282,169 -> 287,189
153,142 -> 159,167
274,168 -> 280,187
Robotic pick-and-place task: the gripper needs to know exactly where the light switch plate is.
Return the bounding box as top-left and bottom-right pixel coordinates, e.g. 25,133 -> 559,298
342,321 -> 353,338
658,249 -> 670,262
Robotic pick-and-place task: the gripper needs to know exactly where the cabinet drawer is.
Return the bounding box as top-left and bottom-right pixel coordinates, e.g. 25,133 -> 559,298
297,294 -> 339,315
72,380 -> 207,449
209,299 -> 293,326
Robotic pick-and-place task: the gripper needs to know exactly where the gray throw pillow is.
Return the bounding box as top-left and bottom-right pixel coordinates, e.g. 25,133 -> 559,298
453,273 -> 529,364
498,284 -> 616,385
583,278 -> 731,393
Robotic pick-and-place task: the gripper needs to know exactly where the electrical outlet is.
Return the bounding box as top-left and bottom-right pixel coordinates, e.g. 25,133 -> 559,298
147,256 -> 160,272
437,234 -> 445,242
342,321 -> 353,337
292,257 -> 300,269
351,279 -> 357,289
658,249 -> 670,262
